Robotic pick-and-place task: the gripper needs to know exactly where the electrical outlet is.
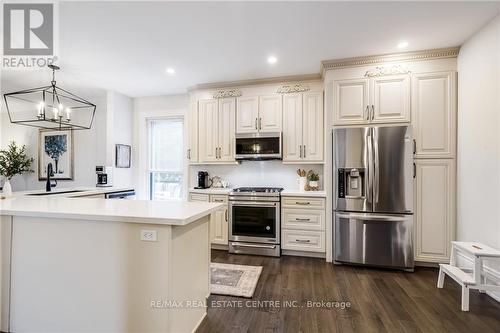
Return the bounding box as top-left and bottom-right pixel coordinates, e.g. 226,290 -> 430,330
140,230 -> 157,242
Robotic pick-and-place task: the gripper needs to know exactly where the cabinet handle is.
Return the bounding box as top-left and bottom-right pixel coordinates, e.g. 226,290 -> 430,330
303,145 -> 306,158
259,118 -> 262,130
187,148 -> 191,160
295,201 -> 310,205
213,199 -> 225,203
295,218 -> 311,222
215,147 -> 218,159
299,145 -> 303,158
295,239 -> 311,243
255,118 -> 258,130
413,139 -> 416,155
365,105 -> 369,120
225,210 -> 228,222
413,163 -> 416,178
371,105 -> 375,120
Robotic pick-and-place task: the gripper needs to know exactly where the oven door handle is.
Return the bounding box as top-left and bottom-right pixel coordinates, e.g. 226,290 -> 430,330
229,201 -> 278,207
231,243 -> 277,249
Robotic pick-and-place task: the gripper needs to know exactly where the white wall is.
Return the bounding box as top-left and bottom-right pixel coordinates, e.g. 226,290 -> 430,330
106,91 -> 135,188
133,94 -> 189,199
0,96 -> 107,191
457,15 -> 500,298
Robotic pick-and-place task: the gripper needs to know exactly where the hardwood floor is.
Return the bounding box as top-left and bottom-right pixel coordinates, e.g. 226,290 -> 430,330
197,250 -> 500,333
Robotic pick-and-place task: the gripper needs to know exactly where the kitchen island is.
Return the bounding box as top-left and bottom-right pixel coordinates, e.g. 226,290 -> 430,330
0,196 -> 221,333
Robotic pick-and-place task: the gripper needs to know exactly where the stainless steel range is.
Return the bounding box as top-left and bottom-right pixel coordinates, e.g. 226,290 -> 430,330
228,187 -> 283,257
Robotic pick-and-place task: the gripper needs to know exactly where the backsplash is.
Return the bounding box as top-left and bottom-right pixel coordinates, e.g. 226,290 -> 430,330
190,161 -> 324,190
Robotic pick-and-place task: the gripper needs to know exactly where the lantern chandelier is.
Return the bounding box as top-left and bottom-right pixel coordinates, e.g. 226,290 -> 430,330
3,65 -> 96,130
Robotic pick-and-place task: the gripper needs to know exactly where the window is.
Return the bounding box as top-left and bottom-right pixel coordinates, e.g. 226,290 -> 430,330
148,118 -> 184,200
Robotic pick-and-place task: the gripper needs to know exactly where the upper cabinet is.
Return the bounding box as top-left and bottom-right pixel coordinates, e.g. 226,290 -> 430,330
236,95 -> 282,134
333,74 -> 410,125
283,91 -> 324,163
412,71 -> 456,159
187,101 -> 198,163
198,98 -> 236,163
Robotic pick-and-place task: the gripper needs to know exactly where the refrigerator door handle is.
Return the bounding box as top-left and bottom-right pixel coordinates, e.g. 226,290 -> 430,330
336,213 -> 411,222
373,127 -> 380,204
367,129 -> 373,209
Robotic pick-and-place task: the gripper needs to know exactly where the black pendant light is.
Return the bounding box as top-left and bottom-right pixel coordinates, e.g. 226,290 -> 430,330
3,65 -> 96,130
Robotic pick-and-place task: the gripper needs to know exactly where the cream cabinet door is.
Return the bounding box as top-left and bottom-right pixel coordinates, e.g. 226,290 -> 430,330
283,94 -> 303,162
302,92 -> 324,162
210,205 -> 228,245
198,99 -> 218,162
333,78 -> 369,125
371,74 -> 410,123
259,95 -> 282,132
218,98 -> 236,162
412,72 -> 456,158
236,96 -> 258,134
187,101 -> 198,163
414,159 -> 455,263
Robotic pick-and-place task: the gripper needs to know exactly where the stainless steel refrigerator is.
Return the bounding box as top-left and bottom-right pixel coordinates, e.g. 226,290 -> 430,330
333,126 -> 414,271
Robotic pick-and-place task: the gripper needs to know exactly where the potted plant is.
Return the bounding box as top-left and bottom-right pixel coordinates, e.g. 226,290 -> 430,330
0,142 -> 34,196
307,170 -> 320,190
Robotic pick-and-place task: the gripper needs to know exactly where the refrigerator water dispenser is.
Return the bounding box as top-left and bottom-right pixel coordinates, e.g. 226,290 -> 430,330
338,168 -> 365,198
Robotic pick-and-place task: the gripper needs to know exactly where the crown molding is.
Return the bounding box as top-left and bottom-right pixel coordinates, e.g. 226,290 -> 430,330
187,73 -> 322,92
321,47 -> 460,74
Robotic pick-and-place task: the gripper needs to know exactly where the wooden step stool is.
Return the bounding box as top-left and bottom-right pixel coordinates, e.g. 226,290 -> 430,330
437,241 -> 500,311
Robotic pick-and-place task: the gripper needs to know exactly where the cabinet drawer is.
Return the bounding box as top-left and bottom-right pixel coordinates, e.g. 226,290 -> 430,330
282,208 -> 325,231
282,197 -> 325,209
282,230 -> 325,252
210,195 -> 228,203
189,193 -> 210,202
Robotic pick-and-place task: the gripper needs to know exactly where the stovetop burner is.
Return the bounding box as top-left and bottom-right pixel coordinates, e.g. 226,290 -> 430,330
232,187 -> 284,193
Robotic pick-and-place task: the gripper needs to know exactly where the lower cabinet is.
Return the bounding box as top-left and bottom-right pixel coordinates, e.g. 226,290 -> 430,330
414,159 -> 455,263
281,197 -> 326,254
189,193 -> 228,246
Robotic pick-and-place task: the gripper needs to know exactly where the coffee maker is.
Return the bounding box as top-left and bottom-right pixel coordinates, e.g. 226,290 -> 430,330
195,171 -> 209,189
96,166 -> 113,187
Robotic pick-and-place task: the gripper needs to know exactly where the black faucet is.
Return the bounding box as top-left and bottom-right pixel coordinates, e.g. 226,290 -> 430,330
46,163 -> 57,191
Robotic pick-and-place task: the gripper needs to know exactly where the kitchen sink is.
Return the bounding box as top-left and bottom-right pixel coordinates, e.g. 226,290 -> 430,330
27,190 -> 86,196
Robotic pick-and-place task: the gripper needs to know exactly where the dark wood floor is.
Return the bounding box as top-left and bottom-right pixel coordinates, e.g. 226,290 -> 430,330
198,250 -> 500,333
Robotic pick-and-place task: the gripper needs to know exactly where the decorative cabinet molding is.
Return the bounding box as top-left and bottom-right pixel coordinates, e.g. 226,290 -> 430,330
365,65 -> 411,77
213,89 -> 242,99
412,71 -> 456,159
414,159 -> 455,263
277,84 -> 310,94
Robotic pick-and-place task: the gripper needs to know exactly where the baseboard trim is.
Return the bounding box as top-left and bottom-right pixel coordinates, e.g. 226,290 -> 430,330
456,252 -> 500,303
415,261 -> 439,268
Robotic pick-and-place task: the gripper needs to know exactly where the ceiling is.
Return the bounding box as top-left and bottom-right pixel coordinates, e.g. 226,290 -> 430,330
1,1 -> 499,98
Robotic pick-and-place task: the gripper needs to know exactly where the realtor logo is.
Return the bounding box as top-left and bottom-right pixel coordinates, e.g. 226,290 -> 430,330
3,3 -> 53,56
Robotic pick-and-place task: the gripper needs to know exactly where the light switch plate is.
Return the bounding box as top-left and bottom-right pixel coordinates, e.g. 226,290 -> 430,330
140,230 -> 157,242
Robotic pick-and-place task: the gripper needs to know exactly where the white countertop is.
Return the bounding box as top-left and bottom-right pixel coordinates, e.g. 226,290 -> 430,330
281,189 -> 327,197
10,187 -> 135,198
189,188 -> 233,195
0,196 -> 222,225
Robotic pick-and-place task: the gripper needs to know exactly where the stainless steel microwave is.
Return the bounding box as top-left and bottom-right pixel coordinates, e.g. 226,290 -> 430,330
234,132 -> 282,161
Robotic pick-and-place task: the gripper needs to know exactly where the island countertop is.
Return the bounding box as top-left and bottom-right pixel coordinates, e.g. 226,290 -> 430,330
0,196 -> 222,225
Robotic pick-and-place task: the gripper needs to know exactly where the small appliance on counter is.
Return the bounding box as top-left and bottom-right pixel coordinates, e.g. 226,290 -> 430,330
195,171 -> 210,189
96,166 -> 113,187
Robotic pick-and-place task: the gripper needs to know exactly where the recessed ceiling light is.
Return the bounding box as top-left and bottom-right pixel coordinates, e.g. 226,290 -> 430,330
267,56 -> 277,64
397,41 -> 409,49
166,67 -> 175,75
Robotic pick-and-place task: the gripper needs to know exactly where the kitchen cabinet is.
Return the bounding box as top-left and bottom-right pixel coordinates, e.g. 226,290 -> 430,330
187,101 -> 198,163
283,92 -> 324,162
412,71 -> 456,159
414,159 -> 455,263
198,98 -> 235,163
236,95 -> 282,134
210,195 -> 229,245
333,75 -> 410,125
281,196 -> 326,253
